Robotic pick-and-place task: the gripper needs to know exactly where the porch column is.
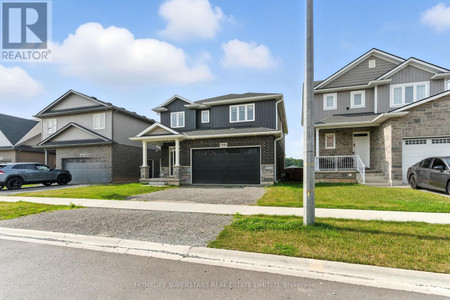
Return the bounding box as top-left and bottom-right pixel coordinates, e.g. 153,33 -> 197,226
140,141 -> 149,180
142,141 -> 148,166
175,139 -> 180,166
315,128 -> 320,156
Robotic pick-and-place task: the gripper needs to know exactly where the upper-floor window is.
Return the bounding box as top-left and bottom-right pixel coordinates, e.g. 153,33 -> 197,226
93,113 -> 106,130
170,111 -> 185,128
201,110 -> 210,123
446,79 -> 450,91
46,118 -> 57,134
350,90 -> 365,108
390,81 -> 429,107
230,104 -> 255,123
323,93 -> 337,110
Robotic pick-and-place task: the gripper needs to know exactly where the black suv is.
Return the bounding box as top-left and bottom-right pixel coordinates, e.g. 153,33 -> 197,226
0,163 -> 72,190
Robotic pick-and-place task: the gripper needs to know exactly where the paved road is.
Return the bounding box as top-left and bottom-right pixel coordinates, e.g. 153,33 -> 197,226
0,240 -> 443,300
0,184 -> 88,195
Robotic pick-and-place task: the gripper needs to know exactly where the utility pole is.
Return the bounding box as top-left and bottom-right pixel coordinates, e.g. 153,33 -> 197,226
303,0 -> 315,225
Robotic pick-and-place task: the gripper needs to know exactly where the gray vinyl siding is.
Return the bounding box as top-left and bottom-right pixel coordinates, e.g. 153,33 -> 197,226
378,66 -> 444,112
196,110 -> 211,129
389,65 -> 434,84
41,111 -> 113,140
160,98 -> 196,131
48,94 -> 99,112
112,111 -> 154,147
322,55 -> 399,89
209,100 -> 277,129
314,89 -> 374,123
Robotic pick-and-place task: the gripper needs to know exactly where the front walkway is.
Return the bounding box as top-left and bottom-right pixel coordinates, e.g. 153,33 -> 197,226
1,196 -> 449,224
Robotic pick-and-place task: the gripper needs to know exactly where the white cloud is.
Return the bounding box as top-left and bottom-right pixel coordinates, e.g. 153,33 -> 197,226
159,0 -> 228,40
0,65 -> 44,99
221,39 -> 278,69
421,3 -> 450,32
52,22 -> 213,85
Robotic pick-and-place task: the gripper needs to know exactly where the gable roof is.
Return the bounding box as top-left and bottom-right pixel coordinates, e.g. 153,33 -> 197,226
377,57 -> 450,80
390,90 -> 450,113
152,95 -> 194,112
194,93 -> 281,104
36,122 -> 112,148
0,113 -> 38,146
35,89 -> 155,123
314,48 -> 405,90
136,122 -> 181,137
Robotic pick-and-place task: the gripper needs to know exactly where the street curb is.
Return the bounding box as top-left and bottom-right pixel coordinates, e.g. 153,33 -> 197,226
1,196 -> 449,223
0,227 -> 448,297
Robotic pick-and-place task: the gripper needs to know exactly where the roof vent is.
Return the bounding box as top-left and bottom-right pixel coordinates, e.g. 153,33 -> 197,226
369,59 -> 376,68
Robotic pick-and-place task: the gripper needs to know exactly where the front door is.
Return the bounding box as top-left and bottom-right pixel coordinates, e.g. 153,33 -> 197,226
169,147 -> 175,176
353,132 -> 370,168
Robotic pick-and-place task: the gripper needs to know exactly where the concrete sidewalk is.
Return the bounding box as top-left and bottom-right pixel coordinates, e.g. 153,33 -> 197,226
0,227 -> 448,297
1,196 -> 449,224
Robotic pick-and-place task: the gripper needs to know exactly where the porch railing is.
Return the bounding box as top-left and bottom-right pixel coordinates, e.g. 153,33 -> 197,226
315,155 -> 365,184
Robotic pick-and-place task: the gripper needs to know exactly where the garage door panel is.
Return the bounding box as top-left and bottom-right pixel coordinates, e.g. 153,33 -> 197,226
402,138 -> 450,183
63,158 -> 111,184
192,147 -> 260,184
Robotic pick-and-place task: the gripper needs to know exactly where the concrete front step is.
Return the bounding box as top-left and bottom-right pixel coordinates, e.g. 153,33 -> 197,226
140,178 -> 181,186
365,180 -> 405,187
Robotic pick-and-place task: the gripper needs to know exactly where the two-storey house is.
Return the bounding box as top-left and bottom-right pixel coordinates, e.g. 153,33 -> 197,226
131,93 -> 288,185
34,90 -> 160,184
0,114 -> 54,166
311,48 -> 450,185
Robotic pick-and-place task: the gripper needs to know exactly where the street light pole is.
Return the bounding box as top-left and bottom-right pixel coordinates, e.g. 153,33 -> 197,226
303,0 -> 315,225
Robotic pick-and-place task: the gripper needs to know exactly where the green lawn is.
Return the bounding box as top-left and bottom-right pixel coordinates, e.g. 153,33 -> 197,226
14,183 -> 173,200
0,201 -> 79,220
257,183 -> 450,213
209,214 -> 450,273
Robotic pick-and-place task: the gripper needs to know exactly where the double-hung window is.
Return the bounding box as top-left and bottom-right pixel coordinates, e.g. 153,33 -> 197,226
230,104 -> 255,123
170,112 -> 185,128
446,79 -> 450,91
47,118 -> 57,134
93,113 -> 106,130
323,93 -> 337,110
201,110 -> 210,123
390,81 -> 429,107
350,90 -> 365,108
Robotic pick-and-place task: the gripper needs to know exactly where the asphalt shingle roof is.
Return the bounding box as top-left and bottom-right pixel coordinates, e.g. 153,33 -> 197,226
194,93 -> 281,104
183,127 -> 278,137
0,114 -> 38,146
316,113 -> 381,125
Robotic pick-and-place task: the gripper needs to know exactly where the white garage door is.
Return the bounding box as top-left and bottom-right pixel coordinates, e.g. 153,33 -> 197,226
402,137 -> 450,183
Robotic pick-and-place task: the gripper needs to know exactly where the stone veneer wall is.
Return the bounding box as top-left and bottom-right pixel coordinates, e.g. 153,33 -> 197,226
388,96 -> 450,180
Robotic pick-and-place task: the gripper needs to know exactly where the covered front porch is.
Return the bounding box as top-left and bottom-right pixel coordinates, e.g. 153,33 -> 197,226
130,123 -> 185,186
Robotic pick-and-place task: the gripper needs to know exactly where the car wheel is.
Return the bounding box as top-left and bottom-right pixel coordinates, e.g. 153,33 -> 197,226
43,182 -> 52,186
409,175 -> 419,189
6,178 -> 23,190
57,175 -> 69,186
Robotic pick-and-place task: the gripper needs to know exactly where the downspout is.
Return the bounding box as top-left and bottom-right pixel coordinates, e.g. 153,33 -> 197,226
274,98 -> 284,183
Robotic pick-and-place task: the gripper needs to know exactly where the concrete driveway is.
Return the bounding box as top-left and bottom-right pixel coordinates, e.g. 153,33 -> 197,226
0,184 -> 88,195
130,186 -> 267,205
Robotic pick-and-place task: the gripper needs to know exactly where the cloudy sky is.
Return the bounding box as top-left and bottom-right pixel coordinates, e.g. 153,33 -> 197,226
1,0 -> 450,158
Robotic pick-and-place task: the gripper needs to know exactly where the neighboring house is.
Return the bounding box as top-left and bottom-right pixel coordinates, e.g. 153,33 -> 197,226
0,114 -> 55,167
131,93 -> 288,185
310,48 -> 450,185
34,90 -> 160,184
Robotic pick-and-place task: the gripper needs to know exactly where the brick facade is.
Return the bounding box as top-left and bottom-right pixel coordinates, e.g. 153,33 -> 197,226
112,144 -> 160,182
160,135 -> 278,185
